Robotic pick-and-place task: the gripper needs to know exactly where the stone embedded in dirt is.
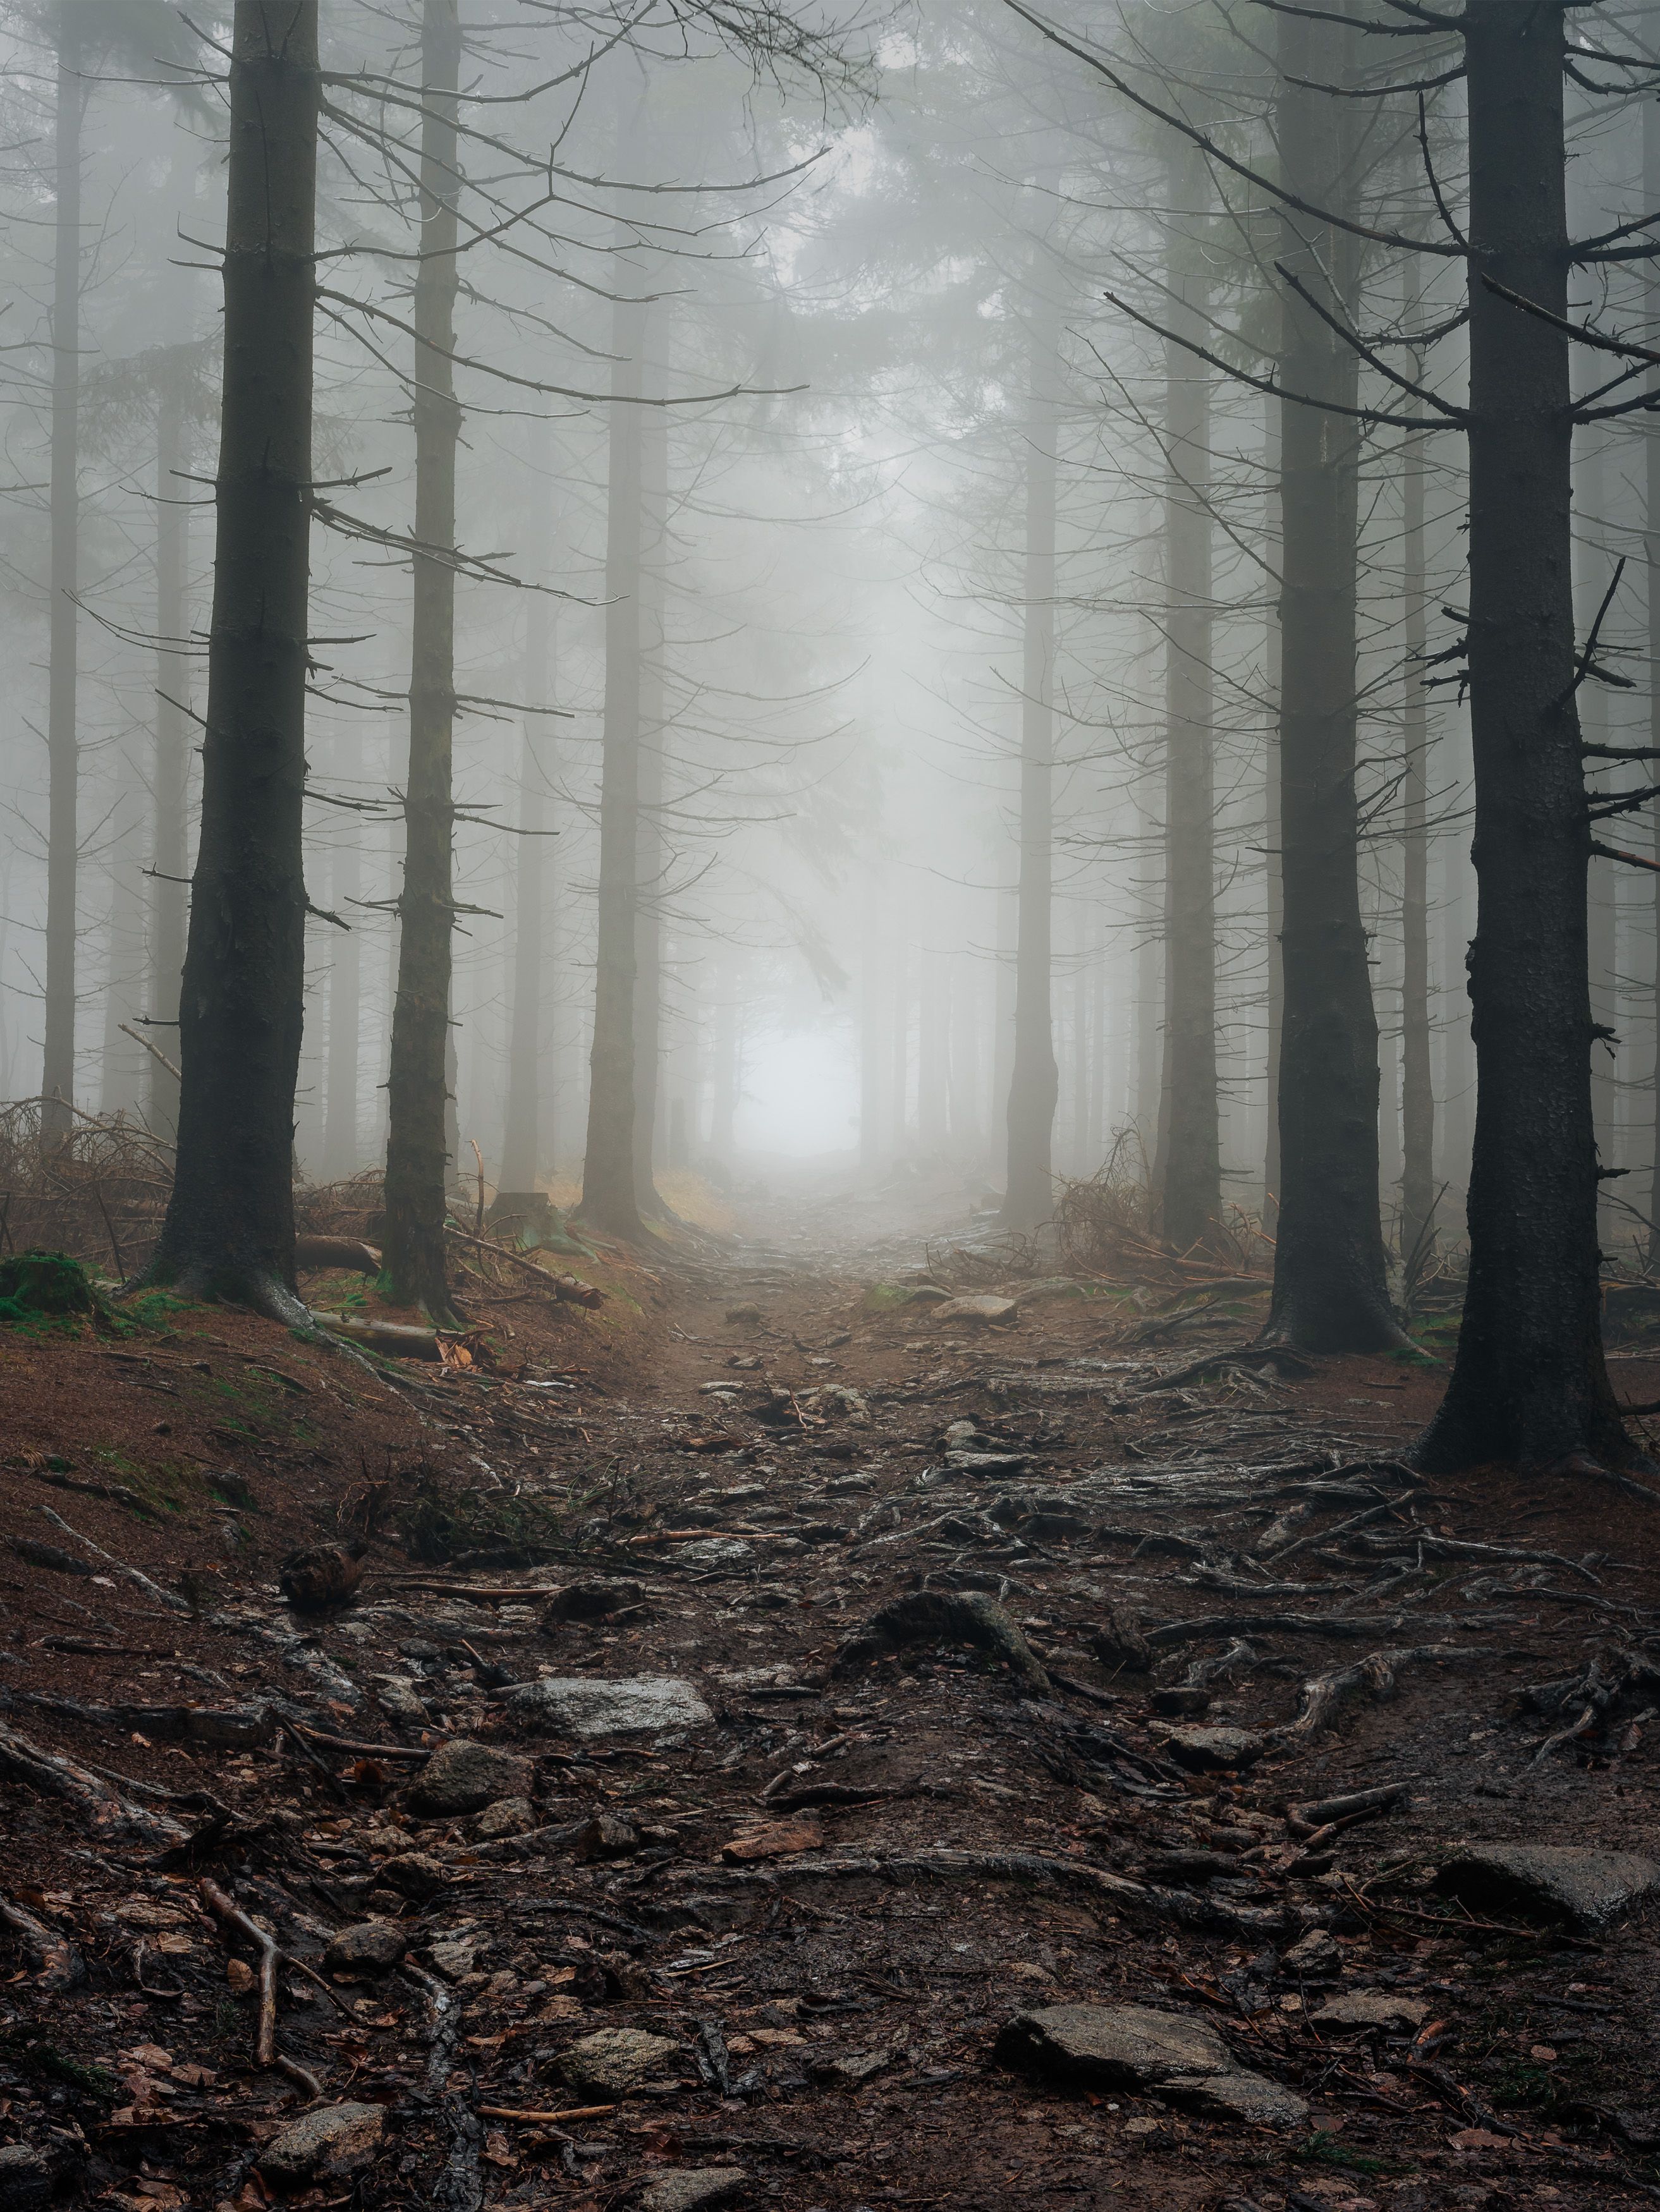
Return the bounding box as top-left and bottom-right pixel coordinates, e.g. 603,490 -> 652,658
1312,1991 -> 1429,2031
577,1811 -> 640,1859
1281,1927 -> 1341,1977
408,1737 -> 534,1814
378,1850 -> 447,1902
832,1588 -> 1049,1693
558,2027 -> 683,2096
1436,1842 -> 1660,1929
946,1449 -> 1032,1475
473,1795 -> 537,1840
540,1577 -> 645,1626
508,1674 -> 714,1738
668,1538 -> 756,1571
370,1672 -> 427,1724
322,1919 -> 409,1975
1089,1605 -> 1152,1674
929,1294 -> 1019,1325
1158,1724 -> 1267,1773
994,2004 -> 1306,2129
259,2101 -> 386,2187
0,2143 -> 59,2212
861,1282 -> 949,1314
724,1303 -> 763,1323
720,1818 -> 823,1863
812,2046 -> 897,2087
427,1936 -> 477,1981
637,2168 -> 747,2212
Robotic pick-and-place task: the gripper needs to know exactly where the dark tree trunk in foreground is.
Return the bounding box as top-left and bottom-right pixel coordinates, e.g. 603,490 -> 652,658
578,272 -> 648,1236
1001,283 -> 1060,1234
1264,4 -> 1400,1350
1262,386 -> 1283,1231
1152,140 -> 1220,1252
384,0 -> 463,1321
1416,0 -> 1631,1470
1647,97 -> 1660,1277
1400,397 -> 1435,1267
148,376 -> 190,1139
146,0 -> 317,1313
43,12 -> 83,1141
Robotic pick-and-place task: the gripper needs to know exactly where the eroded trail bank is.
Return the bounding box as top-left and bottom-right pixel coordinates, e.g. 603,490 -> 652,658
4,1232 -> 1660,2212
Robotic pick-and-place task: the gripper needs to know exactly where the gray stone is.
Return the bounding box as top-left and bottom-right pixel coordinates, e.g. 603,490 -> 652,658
370,1672 -> 428,1724
1176,2071 -> 1310,2130
558,2027 -> 684,2096
378,1850 -> 447,1902
427,1936 -> 477,1981
0,2145 -> 56,2212
409,1736 -> 534,1814
1158,1724 -> 1267,1773
994,2004 -> 1305,2130
1437,1842 -> 1660,1929
507,1674 -> 714,1738
322,1919 -> 408,1974
259,2102 -> 386,2187
577,1811 -> 639,1859
1312,1991 -> 1428,2031
473,1794 -> 537,1840
1280,1927 -> 1340,1977
638,2171 -> 746,2212
667,1540 -> 755,1571
929,1295 -> 1018,1324
810,2046 -> 895,2087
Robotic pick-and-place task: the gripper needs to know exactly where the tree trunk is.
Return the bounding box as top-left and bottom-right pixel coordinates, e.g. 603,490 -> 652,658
1415,0 -> 1631,1470
1647,95 -> 1660,1277
145,0 -> 318,1315
1152,140 -> 1220,1251
1001,284 -> 1061,1232
322,728 -> 361,1181
1262,387 -> 1283,1229
633,354 -> 669,1213
148,375 -> 190,1139
383,0 -> 463,1320
859,877 -> 882,1173
1400,383 -> 1435,1267
578,266 -> 647,1235
501,432 -> 554,1196
43,11 -> 82,1142
1263,4 -> 1399,1351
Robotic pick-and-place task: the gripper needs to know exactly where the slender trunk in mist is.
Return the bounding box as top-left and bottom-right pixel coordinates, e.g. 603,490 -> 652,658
1400,399 -> 1435,1266
149,376 -> 190,1138
1577,437 -> 1616,1186
633,370 -> 668,1213
1647,97 -> 1660,1277
323,732 -> 361,1181
500,492 -> 553,1196
43,13 -> 82,1140
1262,383 -> 1283,1230
384,0 -> 463,1321
1001,284 -> 1060,1233
146,0 -> 317,1313
578,271 -> 647,1236
859,880 -> 882,1172
891,936 -> 909,1154
1152,140 -> 1220,1251
1417,0 -> 1632,1470
1264,6 -> 1398,1351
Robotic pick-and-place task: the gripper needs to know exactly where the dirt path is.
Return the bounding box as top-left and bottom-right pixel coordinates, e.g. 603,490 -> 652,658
5,1217 -> 1660,2212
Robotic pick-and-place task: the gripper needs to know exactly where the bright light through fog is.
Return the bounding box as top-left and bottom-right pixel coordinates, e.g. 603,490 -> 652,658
734,1024 -> 860,1159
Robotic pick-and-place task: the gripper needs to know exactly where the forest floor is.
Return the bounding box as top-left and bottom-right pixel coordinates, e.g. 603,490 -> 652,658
6,1175 -> 1660,2212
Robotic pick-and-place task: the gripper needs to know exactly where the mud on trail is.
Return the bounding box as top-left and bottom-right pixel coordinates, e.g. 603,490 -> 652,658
6,1217 -> 1660,2212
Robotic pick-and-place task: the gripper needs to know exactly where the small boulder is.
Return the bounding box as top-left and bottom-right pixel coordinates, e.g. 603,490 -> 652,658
427,1936 -> 477,1980
638,2170 -> 747,2212
720,1818 -> 823,1863
259,2102 -> 385,2188
474,1795 -> 537,1841
1280,1927 -> 1340,1978
1181,2071 -> 1310,2129
378,1851 -> 447,1902
929,1294 -> 1019,1325
994,2003 -> 1305,2130
541,1577 -> 645,1626
667,1540 -> 755,1572
1089,1605 -> 1152,1674
507,1675 -> 714,1739
576,1811 -> 640,1859
832,1589 -> 1049,1694
1311,1991 -> 1428,2032
724,1303 -> 763,1324
370,1672 -> 428,1725
1158,1724 -> 1267,1773
409,1737 -> 533,1814
558,2027 -> 683,2097
1436,1842 -> 1660,1929
0,2145 -> 58,2212
322,1919 -> 408,1976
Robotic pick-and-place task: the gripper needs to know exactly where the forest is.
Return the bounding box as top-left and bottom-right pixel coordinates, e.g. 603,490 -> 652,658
4,4 -> 1660,2212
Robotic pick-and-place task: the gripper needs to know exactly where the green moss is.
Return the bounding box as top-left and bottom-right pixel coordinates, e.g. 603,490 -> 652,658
1293,2133 -> 1407,2177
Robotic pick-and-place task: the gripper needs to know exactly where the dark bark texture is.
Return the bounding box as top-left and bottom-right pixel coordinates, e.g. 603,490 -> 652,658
384,0 -> 463,1321
1400,404 -> 1434,1267
43,15 -> 82,1141
1416,0 -> 1630,1470
1264,3 -> 1400,1351
147,376 -> 190,1140
146,0 -> 317,1315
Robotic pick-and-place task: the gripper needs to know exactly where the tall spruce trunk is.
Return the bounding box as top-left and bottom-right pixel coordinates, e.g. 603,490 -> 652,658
146,0 -> 317,1313
1264,4 -> 1399,1349
578,271 -> 647,1234
149,376 -> 190,1138
500,476 -> 552,1196
384,0 -> 463,1320
1001,284 -> 1061,1231
1647,97 -> 1660,1277
322,729 -> 361,1181
1152,140 -> 1221,1249
42,9 -> 83,1141
1400,396 -> 1435,1266
1415,0 -> 1630,1469
632,367 -> 668,1212
1262,383 -> 1283,1231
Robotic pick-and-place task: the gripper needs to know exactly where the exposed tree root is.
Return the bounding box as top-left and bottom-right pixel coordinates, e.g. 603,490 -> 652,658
34,1505 -> 190,1615
0,1887 -> 85,1990
1274,1644 -> 1482,1744
0,1718 -> 190,1849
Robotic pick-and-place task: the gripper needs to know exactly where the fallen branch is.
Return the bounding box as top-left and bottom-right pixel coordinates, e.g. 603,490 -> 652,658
200,1876 -> 339,2099
35,1505 -> 190,1615
0,1888 -> 85,1990
1285,1782 -> 1411,1840
0,1718 -> 189,1848
476,2104 -> 616,2125
444,1222 -> 605,1305
295,1234 -> 382,1274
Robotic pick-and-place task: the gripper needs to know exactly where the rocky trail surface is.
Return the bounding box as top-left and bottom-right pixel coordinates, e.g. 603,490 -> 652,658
6,1217 -> 1660,2212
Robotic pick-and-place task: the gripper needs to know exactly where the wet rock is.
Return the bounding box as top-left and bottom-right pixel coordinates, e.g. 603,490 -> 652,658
1157,1724 -> 1267,1773
378,1850 -> 448,1902
1281,1927 -> 1340,1977
811,2046 -> 896,2087
540,1577 -> 645,1626
259,2102 -> 385,2187
832,1589 -> 1049,1693
508,1675 -> 714,1738
322,1919 -> 408,1975
428,1936 -> 477,1980
945,1449 -> 1032,1476
930,1294 -> 1019,1325
1311,1991 -> 1428,2031
0,2144 -> 58,2212
668,1540 -> 755,1571
1436,1843 -> 1660,1929
370,1672 -> 428,1725
408,1737 -> 534,1814
473,1795 -> 537,1840
558,2027 -> 683,2097
638,2170 -> 747,2212
995,2003 -> 1306,2129
1089,1605 -> 1152,1674
577,1811 -> 640,1859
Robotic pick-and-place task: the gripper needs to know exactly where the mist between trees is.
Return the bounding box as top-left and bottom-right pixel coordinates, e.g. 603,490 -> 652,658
2,0 -> 1659,1473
